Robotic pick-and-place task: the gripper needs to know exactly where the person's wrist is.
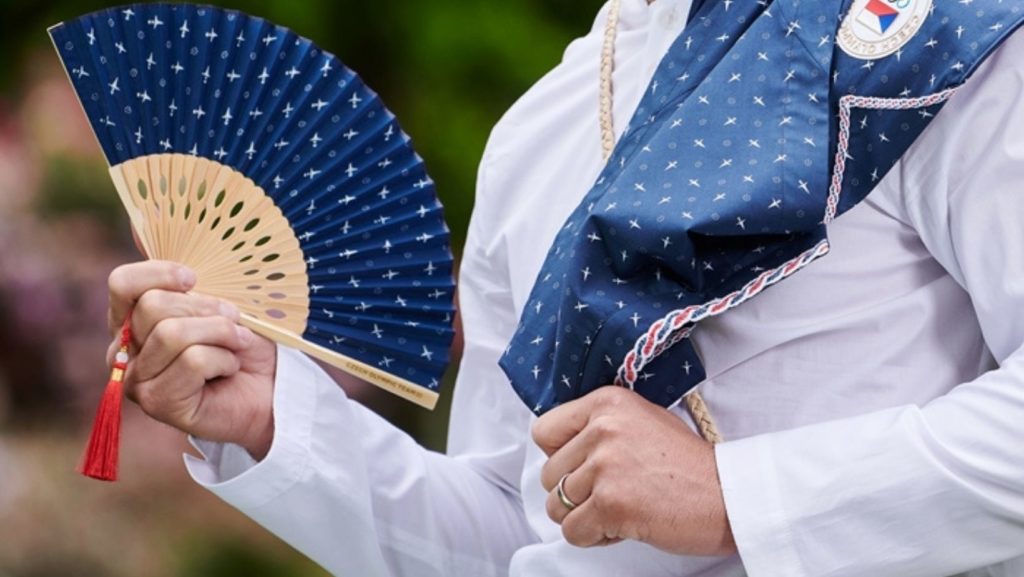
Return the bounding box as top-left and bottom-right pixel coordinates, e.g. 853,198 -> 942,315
707,457 -> 738,555
237,340 -> 278,461
691,440 -> 737,555
239,400 -> 275,461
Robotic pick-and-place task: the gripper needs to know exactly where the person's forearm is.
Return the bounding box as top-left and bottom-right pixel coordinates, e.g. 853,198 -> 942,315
187,345 -> 538,577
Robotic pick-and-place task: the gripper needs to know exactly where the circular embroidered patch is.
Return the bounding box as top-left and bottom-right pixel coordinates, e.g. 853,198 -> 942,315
837,0 -> 933,60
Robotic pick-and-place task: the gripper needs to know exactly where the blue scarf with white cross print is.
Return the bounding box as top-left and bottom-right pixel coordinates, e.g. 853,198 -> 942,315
500,0 -> 1024,415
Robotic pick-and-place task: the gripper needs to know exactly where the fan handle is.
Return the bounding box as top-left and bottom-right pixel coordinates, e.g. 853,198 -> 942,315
238,314 -> 440,410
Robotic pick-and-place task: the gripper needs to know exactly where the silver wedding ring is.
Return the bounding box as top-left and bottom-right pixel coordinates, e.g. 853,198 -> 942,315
556,473 -> 578,511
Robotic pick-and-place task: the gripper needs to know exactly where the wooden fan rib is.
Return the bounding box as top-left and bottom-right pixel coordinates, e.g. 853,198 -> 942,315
197,261 -> 308,289
177,155 -> 228,269
199,272 -> 309,291
146,154 -> 173,260
182,162 -> 248,270
168,154 -> 202,263
192,159 -> 309,333
193,215 -> 306,287
108,166 -> 154,258
198,278 -> 309,298
239,314 -> 438,410
111,161 -> 163,259
189,159 -> 245,269
200,250 -> 305,281
115,154 -> 311,336
176,156 -> 242,270
188,191 -> 284,275
164,154 -> 191,265
151,154 -> 181,261
140,154 -> 198,263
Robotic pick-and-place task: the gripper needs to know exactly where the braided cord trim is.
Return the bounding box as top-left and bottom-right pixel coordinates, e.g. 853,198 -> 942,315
824,88 -> 959,223
600,0 -> 622,161
616,238 -> 831,388
617,86 -> 962,444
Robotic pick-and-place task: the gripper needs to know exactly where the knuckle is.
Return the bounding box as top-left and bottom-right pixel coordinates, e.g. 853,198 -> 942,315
199,295 -> 225,316
530,417 -> 548,445
539,462 -> 554,491
178,346 -> 206,373
594,483 -> 613,504
592,484 -> 622,515
132,382 -> 158,414
107,265 -> 131,296
593,386 -> 625,408
545,495 -> 562,523
213,316 -> 237,337
562,519 -> 588,547
226,353 -> 242,376
136,289 -> 166,315
540,462 -> 564,493
123,380 -> 140,404
149,318 -> 181,349
590,415 -> 619,439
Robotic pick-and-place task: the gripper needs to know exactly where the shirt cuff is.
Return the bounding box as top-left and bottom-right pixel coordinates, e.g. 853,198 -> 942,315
184,343 -> 324,509
716,434 -> 805,577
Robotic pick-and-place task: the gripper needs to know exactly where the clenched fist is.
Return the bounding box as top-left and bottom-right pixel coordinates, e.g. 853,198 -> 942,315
107,260 -> 277,459
533,386 -> 736,555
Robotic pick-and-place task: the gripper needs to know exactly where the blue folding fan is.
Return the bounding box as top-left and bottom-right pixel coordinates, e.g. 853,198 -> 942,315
50,3 -> 455,410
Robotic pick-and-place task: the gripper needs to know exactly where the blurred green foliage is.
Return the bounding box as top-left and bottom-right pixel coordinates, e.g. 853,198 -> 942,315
37,156 -> 124,219
176,537 -> 325,577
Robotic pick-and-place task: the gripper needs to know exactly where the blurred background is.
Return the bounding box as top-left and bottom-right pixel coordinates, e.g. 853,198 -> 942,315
0,1 -> 602,575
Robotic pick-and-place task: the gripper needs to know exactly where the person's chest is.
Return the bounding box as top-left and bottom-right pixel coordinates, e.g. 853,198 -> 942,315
480,0 -> 990,434
481,2 -> 994,572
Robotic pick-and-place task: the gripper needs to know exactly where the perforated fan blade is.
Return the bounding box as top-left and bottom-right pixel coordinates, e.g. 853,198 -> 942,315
50,3 -> 455,408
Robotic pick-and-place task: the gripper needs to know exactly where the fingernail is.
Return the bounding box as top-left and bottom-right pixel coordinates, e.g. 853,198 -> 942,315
178,267 -> 197,288
219,302 -> 239,319
236,326 -> 253,346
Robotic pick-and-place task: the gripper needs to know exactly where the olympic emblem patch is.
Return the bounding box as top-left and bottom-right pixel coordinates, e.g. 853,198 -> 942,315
838,0 -> 933,60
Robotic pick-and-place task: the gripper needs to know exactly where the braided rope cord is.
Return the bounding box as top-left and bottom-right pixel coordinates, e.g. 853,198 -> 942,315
600,0 -> 622,161
597,0 -> 723,442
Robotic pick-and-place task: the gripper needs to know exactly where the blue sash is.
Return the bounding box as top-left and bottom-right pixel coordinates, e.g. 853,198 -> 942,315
501,0 -> 1024,414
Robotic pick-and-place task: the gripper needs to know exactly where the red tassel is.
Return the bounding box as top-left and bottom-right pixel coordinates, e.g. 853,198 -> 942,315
79,317 -> 132,482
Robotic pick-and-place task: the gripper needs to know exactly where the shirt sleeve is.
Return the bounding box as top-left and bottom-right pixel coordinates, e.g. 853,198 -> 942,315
715,31 -> 1024,577
183,154 -> 538,576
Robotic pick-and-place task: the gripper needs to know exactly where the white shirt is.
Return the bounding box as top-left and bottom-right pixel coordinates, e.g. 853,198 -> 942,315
185,1 -> 1024,575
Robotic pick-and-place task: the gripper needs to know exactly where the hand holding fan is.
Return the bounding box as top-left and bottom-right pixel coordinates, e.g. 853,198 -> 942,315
49,3 -> 456,480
